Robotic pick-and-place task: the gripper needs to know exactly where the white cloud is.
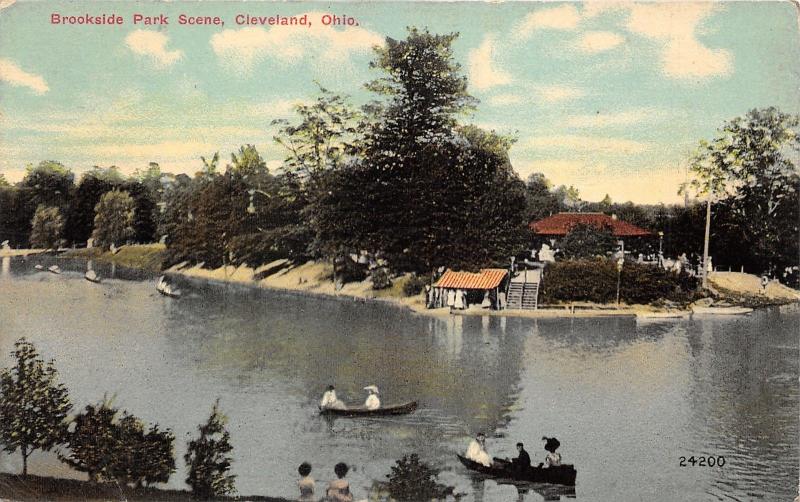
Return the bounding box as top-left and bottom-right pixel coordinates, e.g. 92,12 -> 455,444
515,5 -> 581,39
210,16 -> 383,72
626,3 -> 732,80
469,35 -> 513,91
534,84 -> 585,104
125,30 -> 183,68
524,135 -> 650,155
487,93 -> 524,106
574,31 -> 624,54
564,109 -> 663,128
0,58 -> 48,94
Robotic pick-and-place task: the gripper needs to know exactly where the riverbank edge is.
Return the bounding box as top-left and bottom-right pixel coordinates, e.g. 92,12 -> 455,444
57,245 -> 798,318
0,472 -> 290,501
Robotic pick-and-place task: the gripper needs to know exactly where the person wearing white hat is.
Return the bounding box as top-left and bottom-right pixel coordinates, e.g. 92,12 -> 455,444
363,385 -> 380,410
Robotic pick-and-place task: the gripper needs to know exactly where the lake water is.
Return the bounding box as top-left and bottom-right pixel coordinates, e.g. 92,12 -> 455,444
1,255 -> 798,501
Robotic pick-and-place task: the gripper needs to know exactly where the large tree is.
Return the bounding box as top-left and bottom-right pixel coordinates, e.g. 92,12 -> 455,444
63,167 -> 123,246
316,28 -> 527,273
687,107 -> 800,276
20,161 -> 74,209
0,338 -> 72,475
29,205 -> 64,249
91,190 -> 136,249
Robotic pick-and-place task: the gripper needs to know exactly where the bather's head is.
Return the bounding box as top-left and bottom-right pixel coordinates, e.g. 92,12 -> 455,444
334,462 -> 349,479
298,462 -> 312,477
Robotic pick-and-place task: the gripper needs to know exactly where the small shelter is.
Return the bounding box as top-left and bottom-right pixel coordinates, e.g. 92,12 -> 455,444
429,268 -> 508,310
530,212 -> 653,256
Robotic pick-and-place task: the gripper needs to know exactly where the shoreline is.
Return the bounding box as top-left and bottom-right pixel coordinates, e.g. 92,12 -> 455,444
52,245 -> 798,319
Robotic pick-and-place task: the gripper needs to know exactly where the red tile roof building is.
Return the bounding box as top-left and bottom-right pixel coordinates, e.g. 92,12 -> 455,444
433,269 -> 508,290
530,212 -> 651,238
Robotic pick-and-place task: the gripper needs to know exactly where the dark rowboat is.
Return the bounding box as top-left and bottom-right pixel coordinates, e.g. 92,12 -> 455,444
319,401 -> 417,417
457,454 -> 577,486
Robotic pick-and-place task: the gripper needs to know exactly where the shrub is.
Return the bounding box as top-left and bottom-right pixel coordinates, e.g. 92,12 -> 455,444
558,223 -> 616,259
0,338 -> 72,475
185,400 -> 236,499
539,258 -> 697,305
59,400 -> 175,487
402,274 -> 429,297
336,256 -> 368,284
371,266 -> 392,290
385,454 -> 453,501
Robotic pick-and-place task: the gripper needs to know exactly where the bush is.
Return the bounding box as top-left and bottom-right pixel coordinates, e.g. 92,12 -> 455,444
59,400 -> 175,486
29,205 -> 64,249
539,258 -> 697,305
185,400 -> 236,500
402,274 -> 429,297
385,454 -> 453,501
371,266 -> 392,290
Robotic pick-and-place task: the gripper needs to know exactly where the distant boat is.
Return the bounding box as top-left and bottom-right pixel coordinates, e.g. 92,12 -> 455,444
84,270 -> 101,283
692,306 -> 753,316
34,264 -> 44,270
156,276 -> 181,298
636,312 -> 689,321
319,401 -> 417,417
47,265 -> 61,274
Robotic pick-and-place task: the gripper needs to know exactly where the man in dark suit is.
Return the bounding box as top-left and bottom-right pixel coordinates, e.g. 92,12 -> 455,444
511,442 -> 531,474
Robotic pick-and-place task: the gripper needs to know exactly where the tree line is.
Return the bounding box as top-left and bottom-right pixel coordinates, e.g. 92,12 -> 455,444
0,28 -> 797,285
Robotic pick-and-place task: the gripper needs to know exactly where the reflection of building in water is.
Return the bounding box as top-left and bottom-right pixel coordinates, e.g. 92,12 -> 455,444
1,256 -> 9,278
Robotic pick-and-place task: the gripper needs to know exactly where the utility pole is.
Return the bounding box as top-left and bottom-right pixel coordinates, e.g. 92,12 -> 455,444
701,195 -> 711,289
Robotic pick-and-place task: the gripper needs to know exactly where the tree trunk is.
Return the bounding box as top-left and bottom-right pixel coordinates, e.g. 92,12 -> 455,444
21,445 -> 28,475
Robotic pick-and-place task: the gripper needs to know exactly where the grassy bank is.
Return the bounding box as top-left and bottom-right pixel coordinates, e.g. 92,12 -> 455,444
0,472 -> 289,501
63,244 -> 166,272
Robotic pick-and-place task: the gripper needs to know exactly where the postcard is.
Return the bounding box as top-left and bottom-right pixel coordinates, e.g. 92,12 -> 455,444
1,1 -> 798,501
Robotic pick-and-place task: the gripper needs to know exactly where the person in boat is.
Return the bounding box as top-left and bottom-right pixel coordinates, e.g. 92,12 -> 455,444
325,462 -> 353,502
363,385 -> 380,410
510,442 -> 531,473
465,432 -> 492,467
540,437 -> 562,468
320,385 -> 347,410
297,462 -> 314,502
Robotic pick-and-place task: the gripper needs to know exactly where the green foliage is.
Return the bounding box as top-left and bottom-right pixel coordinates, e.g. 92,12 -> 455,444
0,173 -> 10,187
92,190 -> 136,249
371,266 -> 392,290
558,223 -> 616,259
21,161 -> 74,209
687,107 -> 800,275
29,205 -> 64,249
185,400 -> 236,500
229,144 -> 268,180
60,400 -> 175,487
539,259 -> 697,305
0,338 -> 71,475
385,454 -> 453,501
524,172 -> 563,222
64,170 -> 119,246
402,274 -> 428,297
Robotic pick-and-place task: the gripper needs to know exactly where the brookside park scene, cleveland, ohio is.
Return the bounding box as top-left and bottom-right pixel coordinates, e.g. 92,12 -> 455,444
0,2 -> 798,501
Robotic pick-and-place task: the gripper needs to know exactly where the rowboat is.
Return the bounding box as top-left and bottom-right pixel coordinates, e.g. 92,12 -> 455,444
319,401 -> 417,417
47,265 -> 61,274
692,306 -> 753,316
84,270 -> 101,283
456,454 -> 577,486
156,276 -> 181,298
636,311 -> 689,321
34,264 -> 44,270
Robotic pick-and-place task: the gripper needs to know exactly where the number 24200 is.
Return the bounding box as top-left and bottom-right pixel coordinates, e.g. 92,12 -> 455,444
679,456 -> 725,467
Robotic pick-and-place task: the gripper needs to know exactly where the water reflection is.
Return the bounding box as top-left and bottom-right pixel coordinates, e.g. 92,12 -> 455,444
0,257 -> 796,501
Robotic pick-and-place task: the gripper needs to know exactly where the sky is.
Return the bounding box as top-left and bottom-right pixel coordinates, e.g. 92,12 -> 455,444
1,1 -> 798,203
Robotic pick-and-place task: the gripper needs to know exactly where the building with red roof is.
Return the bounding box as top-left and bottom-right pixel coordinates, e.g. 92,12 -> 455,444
530,212 -> 651,238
